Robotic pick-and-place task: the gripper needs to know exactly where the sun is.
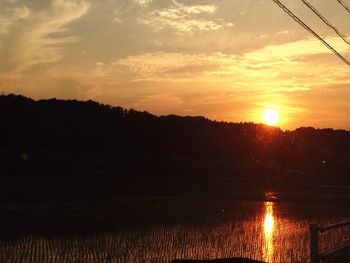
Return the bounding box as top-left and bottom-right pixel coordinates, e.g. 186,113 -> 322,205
262,108 -> 279,126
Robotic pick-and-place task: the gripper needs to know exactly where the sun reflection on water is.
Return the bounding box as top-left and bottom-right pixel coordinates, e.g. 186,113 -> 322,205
263,202 -> 275,262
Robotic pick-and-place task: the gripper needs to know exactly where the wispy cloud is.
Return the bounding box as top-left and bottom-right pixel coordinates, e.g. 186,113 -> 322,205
114,37 -> 350,97
115,52 -> 225,80
0,0 -> 90,74
119,36 -> 348,70
139,0 -> 233,34
135,0 -> 153,5
0,6 -> 31,35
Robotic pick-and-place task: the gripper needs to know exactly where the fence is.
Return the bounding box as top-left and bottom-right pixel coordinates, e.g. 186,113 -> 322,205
310,220 -> 350,263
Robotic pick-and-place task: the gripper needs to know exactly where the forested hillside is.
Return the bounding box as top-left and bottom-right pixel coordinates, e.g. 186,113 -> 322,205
1,94 -> 350,181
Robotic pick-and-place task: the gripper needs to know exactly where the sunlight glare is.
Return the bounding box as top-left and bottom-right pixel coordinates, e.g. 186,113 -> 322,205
262,108 -> 279,126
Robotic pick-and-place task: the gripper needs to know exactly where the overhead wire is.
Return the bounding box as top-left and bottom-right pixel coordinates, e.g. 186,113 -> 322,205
302,0 -> 350,45
337,0 -> 350,14
272,0 -> 350,66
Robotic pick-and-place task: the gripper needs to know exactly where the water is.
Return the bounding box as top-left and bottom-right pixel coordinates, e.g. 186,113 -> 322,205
0,194 -> 349,262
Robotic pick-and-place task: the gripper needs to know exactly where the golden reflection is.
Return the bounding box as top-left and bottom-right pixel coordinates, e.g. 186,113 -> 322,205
263,202 -> 274,262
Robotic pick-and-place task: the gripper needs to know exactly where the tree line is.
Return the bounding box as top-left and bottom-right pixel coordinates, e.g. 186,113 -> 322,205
1,94 -> 350,180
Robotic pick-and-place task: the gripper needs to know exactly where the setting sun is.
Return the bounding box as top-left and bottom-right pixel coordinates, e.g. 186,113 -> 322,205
262,108 -> 280,126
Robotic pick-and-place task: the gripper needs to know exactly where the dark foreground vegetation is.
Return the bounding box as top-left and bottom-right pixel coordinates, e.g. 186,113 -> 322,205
1,93 -> 350,182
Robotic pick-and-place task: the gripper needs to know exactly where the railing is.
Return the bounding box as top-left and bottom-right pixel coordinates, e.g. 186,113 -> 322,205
310,220 -> 350,263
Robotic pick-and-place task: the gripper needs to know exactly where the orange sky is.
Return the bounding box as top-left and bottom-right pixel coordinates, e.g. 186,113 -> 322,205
0,0 -> 349,130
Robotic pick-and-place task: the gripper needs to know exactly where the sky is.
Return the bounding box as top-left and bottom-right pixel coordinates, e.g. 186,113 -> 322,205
0,0 -> 350,130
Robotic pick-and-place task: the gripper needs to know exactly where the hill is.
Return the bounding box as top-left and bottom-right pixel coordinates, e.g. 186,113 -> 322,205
1,94 -> 350,182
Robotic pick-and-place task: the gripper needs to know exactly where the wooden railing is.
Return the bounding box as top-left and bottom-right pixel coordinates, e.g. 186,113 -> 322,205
310,220 -> 350,263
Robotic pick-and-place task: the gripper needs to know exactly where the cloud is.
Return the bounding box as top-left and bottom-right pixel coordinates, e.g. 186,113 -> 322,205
0,6 -> 31,34
115,52 -> 224,79
139,0 -> 233,34
113,37 -> 350,103
0,0 -> 90,74
112,51 -> 243,81
172,1 -> 217,15
273,86 -> 311,93
244,38 -> 350,63
135,0 -> 153,5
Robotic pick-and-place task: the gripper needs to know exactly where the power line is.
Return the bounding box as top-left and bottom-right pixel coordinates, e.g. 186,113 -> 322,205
337,0 -> 350,14
302,0 -> 350,45
272,0 -> 350,66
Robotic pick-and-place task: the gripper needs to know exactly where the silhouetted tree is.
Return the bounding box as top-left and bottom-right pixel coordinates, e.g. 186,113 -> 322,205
1,94 -> 350,180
